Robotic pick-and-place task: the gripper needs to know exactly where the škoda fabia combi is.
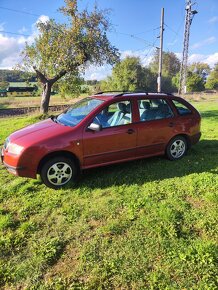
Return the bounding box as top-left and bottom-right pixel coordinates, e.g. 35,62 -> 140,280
1,92 -> 201,189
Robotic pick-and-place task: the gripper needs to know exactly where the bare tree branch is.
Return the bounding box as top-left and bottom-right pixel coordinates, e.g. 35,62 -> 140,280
33,66 -> 47,84
50,70 -> 67,84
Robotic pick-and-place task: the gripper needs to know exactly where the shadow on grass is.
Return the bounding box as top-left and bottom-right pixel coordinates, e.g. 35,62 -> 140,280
200,110 -> 218,119
79,139 -> 218,189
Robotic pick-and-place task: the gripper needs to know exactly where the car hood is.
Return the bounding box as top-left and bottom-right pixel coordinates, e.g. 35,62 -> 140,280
9,118 -> 73,145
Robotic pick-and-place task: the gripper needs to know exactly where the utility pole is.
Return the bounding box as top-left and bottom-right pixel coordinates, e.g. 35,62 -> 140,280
157,8 -> 164,93
179,0 -> 198,95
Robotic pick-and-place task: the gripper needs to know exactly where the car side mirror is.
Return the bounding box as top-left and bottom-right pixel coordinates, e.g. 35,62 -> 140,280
87,123 -> 102,132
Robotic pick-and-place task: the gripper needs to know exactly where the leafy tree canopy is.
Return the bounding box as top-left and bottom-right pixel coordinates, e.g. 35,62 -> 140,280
205,63 -> 218,90
186,71 -> 205,92
100,56 -> 157,92
149,50 -> 180,78
188,62 -> 211,80
20,0 -> 120,113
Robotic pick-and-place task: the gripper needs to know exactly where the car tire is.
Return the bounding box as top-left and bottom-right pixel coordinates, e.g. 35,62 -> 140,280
40,156 -> 78,189
166,136 -> 187,161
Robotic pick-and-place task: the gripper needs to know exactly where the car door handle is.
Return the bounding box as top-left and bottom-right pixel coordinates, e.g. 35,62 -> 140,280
168,122 -> 175,127
127,129 -> 135,134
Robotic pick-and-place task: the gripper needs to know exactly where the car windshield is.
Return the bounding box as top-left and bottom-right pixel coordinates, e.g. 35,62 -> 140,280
56,97 -> 104,127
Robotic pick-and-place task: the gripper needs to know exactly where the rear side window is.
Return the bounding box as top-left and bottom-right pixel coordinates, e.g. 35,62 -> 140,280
138,99 -> 173,121
172,100 -> 192,115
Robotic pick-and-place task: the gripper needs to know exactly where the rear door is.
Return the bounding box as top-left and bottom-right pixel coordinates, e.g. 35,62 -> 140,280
136,98 -> 176,157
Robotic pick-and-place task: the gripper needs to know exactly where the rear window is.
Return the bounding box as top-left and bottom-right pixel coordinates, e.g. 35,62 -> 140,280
138,99 -> 173,121
172,100 -> 192,115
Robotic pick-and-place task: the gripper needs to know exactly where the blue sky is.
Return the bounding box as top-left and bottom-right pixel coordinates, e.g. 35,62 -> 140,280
0,0 -> 218,79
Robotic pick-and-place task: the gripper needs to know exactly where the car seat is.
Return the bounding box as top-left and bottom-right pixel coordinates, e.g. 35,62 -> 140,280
108,103 -> 127,126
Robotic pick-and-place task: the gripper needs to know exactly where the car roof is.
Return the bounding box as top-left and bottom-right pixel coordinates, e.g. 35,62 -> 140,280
90,91 -> 179,101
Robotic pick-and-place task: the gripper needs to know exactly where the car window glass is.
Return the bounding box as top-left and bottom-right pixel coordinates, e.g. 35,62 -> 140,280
172,100 -> 192,115
138,99 -> 173,121
57,97 -> 104,126
93,101 -> 132,128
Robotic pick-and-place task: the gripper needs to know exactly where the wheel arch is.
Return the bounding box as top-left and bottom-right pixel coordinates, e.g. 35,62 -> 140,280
37,150 -> 81,174
166,133 -> 191,151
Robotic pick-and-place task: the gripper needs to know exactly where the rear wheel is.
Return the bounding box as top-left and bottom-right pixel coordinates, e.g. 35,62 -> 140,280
40,156 -> 78,189
166,136 -> 187,160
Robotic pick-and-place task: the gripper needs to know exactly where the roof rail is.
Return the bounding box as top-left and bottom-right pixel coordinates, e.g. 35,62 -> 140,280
94,91 -> 174,97
94,91 -> 127,95
151,92 -> 174,96
114,91 -> 149,97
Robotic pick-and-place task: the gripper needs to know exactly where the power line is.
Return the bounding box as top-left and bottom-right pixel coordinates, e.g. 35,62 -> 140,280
113,30 -> 159,49
0,30 -> 30,37
133,26 -> 160,36
0,6 -> 40,17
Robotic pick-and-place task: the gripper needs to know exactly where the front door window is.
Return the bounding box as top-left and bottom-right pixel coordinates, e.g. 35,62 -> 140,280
93,101 -> 132,128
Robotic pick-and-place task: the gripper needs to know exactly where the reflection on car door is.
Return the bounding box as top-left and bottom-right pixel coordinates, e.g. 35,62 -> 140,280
82,100 -> 137,168
136,99 -> 176,157
83,124 -> 138,167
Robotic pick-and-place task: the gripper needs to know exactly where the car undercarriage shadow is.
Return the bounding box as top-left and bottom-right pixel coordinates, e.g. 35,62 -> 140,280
78,139 -> 218,189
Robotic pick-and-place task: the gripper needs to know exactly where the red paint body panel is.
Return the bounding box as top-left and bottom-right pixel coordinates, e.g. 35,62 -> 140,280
1,93 -> 201,180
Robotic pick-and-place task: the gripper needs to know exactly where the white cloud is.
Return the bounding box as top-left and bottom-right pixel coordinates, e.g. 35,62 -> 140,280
36,15 -> 50,24
208,16 -> 218,24
191,36 -> 216,49
176,52 -> 218,67
84,64 -> 113,81
120,49 -> 154,67
0,15 -> 49,69
84,49 -> 155,80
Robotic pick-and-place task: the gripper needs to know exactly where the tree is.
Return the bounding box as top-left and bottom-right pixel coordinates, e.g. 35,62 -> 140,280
149,50 -> 180,92
205,63 -> 218,90
149,50 -> 180,78
0,81 -> 9,90
186,71 -> 205,92
55,74 -> 85,98
101,56 -> 156,92
188,62 -> 211,81
21,0 -> 119,113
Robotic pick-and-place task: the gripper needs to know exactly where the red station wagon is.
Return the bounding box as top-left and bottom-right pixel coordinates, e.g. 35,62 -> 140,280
1,92 -> 201,189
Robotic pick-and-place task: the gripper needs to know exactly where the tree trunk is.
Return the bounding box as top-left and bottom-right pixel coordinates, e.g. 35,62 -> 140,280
33,67 -> 67,114
40,82 -> 52,114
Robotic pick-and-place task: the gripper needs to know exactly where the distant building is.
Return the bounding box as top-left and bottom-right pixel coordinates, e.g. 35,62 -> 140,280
0,89 -> 7,97
7,86 -> 37,97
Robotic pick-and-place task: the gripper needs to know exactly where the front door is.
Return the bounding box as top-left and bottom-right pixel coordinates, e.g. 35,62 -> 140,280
82,100 -> 137,167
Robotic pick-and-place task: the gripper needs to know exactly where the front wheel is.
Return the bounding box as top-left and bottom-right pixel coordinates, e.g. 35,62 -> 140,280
166,136 -> 187,161
40,156 -> 78,189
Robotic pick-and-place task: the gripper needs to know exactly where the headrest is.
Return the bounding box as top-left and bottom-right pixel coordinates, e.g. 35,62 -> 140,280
118,102 -> 127,113
126,103 -> 131,113
141,102 -> 150,110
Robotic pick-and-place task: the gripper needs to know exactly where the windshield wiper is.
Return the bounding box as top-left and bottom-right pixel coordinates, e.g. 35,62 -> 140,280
51,116 -> 61,124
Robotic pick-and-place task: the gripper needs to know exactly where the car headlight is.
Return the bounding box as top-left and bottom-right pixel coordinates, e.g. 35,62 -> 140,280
7,143 -> 24,155
3,138 -> 10,150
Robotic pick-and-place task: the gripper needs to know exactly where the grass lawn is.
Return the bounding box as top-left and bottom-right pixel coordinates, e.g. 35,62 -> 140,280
0,95 -> 84,109
0,101 -> 217,289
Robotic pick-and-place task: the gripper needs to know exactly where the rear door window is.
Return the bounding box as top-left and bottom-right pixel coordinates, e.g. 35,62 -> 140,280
172,100 -> 192,115
138,99 -> 173,121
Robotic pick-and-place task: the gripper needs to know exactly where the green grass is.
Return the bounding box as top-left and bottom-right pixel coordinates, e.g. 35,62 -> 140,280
0,94 -> 88,109
0,101 -> 217,289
